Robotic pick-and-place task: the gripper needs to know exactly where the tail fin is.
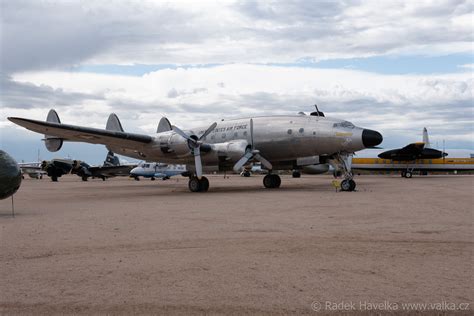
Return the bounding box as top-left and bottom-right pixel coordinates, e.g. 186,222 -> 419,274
106,113 -> 124,132
103,151 -> 120,166
157,117 -> 172,133
44,109 -> 63,152
422,127 -> 431,148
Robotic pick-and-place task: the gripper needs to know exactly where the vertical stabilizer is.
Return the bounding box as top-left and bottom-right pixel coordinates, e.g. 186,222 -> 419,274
422,127 -> 431,148
106,113 -> 124,132
103,151 -> 120,166
44,109 -> 63,152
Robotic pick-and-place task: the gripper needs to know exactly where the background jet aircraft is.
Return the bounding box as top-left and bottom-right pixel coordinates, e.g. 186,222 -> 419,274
8,107 -> 382,192
130,162 -> 187,181
352,128 -> 473,178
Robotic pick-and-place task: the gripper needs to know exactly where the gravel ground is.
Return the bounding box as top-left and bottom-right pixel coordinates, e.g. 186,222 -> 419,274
1,174 -> 472,315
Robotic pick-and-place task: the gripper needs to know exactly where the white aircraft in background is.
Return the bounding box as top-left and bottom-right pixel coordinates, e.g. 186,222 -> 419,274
130,162 -> 187,181
18,162 -> 46,179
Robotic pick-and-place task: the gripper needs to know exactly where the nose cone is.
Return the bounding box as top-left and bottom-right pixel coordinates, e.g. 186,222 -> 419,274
362,129 -> 383,148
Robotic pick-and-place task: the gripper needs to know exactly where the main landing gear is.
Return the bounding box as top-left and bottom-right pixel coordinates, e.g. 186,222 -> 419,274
330,153 -> 356,192
263,174 -> 281,189
188,176 -> 209,192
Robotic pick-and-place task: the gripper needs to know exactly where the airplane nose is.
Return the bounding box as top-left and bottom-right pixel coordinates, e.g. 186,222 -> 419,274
362,129 -> 383,148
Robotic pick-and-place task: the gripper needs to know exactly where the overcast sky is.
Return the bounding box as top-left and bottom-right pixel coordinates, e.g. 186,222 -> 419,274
1,0 -> 473,163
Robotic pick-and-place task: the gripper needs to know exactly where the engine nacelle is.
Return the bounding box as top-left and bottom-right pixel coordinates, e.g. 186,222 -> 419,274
302,164 -> 330,175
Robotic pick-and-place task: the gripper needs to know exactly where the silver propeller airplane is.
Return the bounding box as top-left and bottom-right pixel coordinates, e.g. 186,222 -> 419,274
8,107 -> 382,192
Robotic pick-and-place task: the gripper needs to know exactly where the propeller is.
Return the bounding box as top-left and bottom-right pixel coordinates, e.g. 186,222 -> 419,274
233,119 -> 272,172
172,122 -> 217,179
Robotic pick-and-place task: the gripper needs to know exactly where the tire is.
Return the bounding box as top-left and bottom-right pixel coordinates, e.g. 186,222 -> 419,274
292,171 -> 301,178
151,177 -> 156,181
401,171 -> 406,177
349,179 -> 356,191
263,174 -> 273,188
82,176 -> 88,181
51,175 -> 58,182
200,177 -> 209,192
272,174 -> 281,188
263,174 -> 281,188
243,171 -> 251,177
134,177 -> 140,181
188,177 -> 201,192
341,179 -> 351,191
405,171 -> 413,178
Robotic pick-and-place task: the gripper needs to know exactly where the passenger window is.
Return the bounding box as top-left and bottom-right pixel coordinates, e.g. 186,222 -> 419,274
299,128 -> 304,134
287,129 -> 292,134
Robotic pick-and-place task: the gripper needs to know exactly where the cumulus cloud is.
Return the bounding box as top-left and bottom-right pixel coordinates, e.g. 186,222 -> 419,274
4,64 -> 471,149
1,0 -> 472,71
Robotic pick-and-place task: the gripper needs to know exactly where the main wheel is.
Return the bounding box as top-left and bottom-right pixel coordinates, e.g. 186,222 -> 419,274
263,174 -> 281,188
242,171 -> 251,177
151,177 -> 156,181
200,177 -> 209,192
82,175 -> 88,181
292,171 -> 301,178
134,176 -> 140,181
405,171 -> 413,178
51,175 -> 58,182
188,177 -> 201,192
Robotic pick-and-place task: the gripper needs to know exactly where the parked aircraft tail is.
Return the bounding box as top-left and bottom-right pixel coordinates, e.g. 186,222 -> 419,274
103,151 -> 120,167
157,117 -> 172,133
44,109 -> 63,152
422,127 -> 431,148
106,113 -> 124,132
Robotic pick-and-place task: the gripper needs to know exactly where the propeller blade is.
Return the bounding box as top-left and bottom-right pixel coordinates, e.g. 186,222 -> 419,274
193,146 -> 202,179
254,153 -> 273,170
172,125 -> 194,142
250,118 -> 254,148
199,122 -> 217,141
232,151 -> 253,172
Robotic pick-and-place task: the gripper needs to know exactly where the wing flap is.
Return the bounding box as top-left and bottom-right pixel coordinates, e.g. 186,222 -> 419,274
8,117 -> 153,149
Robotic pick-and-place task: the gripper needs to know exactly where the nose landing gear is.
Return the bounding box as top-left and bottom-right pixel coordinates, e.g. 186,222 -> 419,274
330,153 -> 356,192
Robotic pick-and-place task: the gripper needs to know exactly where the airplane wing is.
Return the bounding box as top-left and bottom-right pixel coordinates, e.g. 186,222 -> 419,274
8,117 -> 153,149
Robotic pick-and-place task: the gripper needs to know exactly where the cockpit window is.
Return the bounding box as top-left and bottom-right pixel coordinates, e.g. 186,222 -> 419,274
333,121 -> 355,129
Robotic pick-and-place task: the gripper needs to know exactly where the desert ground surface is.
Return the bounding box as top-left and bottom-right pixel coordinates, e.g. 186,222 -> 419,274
0,174 -> 472,315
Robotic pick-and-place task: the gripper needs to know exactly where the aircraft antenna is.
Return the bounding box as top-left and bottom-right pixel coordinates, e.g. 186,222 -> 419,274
314,104 -> 320,117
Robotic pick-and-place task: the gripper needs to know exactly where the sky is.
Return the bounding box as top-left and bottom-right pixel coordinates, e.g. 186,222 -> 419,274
0,0 -> 473,164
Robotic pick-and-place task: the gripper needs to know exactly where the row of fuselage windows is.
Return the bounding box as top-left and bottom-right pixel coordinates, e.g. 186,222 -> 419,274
200,128 -> 313,141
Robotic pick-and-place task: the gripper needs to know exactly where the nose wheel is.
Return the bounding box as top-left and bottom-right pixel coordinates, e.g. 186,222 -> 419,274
341,179 -> 356,191
188,176 -> 209,192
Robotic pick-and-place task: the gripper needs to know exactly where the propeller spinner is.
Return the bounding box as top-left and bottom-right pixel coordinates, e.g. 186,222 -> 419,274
172,122 -> 217,179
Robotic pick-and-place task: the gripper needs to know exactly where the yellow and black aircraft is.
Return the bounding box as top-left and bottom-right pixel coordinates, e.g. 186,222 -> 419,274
352,128 -> 474,178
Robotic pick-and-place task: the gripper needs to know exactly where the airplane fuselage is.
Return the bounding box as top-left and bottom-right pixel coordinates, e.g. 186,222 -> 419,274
108,115 -> 377,171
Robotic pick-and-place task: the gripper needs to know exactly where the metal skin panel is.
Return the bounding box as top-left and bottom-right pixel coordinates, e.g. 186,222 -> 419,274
0,150 -> 22,200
